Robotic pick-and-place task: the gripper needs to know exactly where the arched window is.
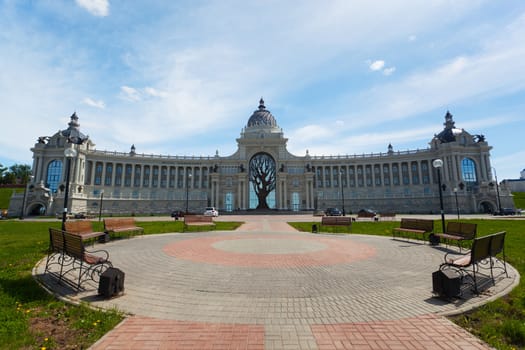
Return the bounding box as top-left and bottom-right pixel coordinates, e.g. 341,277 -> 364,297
461,158 -> 478,189
46,160 -> 63,193
249,152 -> 276,209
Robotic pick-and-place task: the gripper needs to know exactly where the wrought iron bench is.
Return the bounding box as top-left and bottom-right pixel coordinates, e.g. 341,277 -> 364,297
44,228 -> 112,291
392,218 -> 434,242
104,218 -> 144,238
183,215 -> 216,231
435,222 -> 477,250
439,231 -> 508,294
320,216 -> 352,231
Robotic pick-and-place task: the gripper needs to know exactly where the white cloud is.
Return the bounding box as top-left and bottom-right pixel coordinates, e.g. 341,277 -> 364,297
144,87 -> 168,98
368,60 -> 395,75
120,86 -> 141,102
76,0 -> 109,17
119,86 -> 169,103
369,60 -> 385,71
408,34 -> 417,41
82,97 -> 105,109
383,67 -> 396,76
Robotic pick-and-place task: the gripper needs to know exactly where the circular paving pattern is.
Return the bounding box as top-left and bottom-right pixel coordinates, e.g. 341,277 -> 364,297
212,238 -> 326,254
35,218 -> 518,350
163,234 -> 377,267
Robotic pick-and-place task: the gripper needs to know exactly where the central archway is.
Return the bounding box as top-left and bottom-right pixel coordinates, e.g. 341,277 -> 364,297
249,152 -> 276,209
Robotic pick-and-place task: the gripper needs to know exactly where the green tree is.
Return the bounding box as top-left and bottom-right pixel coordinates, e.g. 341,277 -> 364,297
0,163 -> 7,184
6,164 -> 31,184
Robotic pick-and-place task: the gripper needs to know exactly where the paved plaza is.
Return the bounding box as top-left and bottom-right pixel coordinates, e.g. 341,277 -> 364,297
34,215 -> 519,349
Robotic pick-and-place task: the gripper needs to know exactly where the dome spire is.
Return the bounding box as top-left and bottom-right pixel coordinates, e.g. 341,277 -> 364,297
259,97 -> 265,110
444,110 -> 455,129
61,111 -> 88,144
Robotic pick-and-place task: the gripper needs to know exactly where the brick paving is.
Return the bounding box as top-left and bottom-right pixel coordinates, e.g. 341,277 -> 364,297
311,315 -> 490,350
33,215 -> 518,349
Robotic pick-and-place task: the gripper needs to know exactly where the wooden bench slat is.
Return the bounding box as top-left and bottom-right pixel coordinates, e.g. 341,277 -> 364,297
65,221 -> 106,242
104,218 -> 144,238
183,215 -> 216,231
392,218 -> 434,242
319,216 -> 352,232
435,222 -> 477,249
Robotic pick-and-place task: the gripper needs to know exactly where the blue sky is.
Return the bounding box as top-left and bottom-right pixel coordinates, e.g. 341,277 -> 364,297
1,0 -> 524,181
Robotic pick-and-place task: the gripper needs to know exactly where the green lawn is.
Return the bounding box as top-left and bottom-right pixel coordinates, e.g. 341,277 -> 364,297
513,192 -> 525,210
290,219 -> 525,350
0,187 -> 21,212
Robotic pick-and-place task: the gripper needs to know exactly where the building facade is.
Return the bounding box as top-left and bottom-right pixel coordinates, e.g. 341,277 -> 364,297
10,99 -> 513,217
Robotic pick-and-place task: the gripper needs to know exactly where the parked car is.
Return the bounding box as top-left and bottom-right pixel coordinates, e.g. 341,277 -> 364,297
357,208 -> 377,218
497,208 -> 516,216
171,210 -> 185,219
325,208 -> 343,216
203,207 -> 219,217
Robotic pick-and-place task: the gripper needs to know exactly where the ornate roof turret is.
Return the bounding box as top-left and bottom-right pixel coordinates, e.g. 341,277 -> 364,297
60,112 -> 88,144
246,98 -> 278,128
435,111 -> 462,143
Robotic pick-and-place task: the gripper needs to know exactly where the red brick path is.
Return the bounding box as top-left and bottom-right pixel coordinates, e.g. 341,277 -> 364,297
92,317 -> 265,350
311,314 -> 489,350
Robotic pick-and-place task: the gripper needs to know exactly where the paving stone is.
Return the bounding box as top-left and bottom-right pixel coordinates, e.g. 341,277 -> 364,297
32,215 -> 517,349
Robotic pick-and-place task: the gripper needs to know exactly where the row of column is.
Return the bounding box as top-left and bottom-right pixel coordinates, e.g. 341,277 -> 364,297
314,160 -> 435,189
88,161 -> 210,190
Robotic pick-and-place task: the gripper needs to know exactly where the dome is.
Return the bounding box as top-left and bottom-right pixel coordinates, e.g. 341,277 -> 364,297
247,98 -> 278,128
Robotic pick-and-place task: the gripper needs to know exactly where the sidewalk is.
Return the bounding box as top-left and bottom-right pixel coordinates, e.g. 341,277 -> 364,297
34,215 -> 518,349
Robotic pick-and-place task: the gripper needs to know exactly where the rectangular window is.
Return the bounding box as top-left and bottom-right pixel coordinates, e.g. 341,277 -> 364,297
125,164 -> 132,187
143,166 -> 150,187
115,164 -> 122,186
411,161 -> 420,185
105,164 -> 113,186
85,161 -> 93,185
134,166 -> 141,187
94,162 -> 103,185
421,161 -> 430,184
152,166 -> 159,187
202,168 -> 208,188
169,167 -> 176,188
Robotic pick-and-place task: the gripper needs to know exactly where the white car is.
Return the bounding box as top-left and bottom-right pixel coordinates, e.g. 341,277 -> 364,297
203,207 -> 219,217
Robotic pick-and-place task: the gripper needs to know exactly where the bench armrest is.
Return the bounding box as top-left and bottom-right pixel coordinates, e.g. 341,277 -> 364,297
86,248 -> 110,261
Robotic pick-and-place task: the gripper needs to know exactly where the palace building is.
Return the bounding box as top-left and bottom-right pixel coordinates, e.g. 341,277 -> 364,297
10,99 -> 513,217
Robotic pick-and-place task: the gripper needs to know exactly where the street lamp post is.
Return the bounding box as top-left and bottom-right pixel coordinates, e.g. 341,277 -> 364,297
20,175 -> 34,219
340,169 -> 346,216
432,159 -> 446,232
98,189 -> 104,221
62,147 -> 77,230
453,187 -> 460,220
491,167 -> 502,215
185,173 -> 192,213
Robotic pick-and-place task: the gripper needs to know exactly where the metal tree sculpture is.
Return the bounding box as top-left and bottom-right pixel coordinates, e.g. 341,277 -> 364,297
249,153 -> 276,209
